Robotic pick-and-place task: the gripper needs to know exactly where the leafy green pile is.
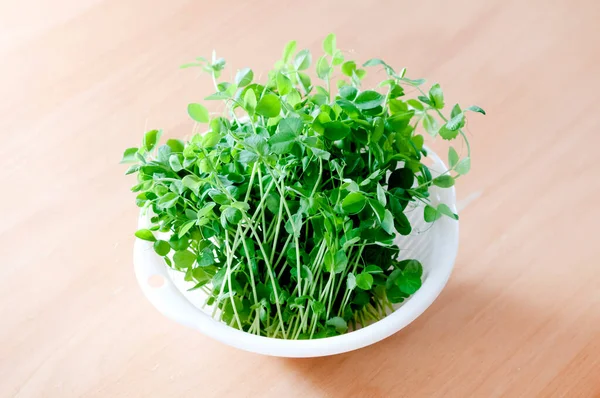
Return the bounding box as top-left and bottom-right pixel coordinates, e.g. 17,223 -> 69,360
122,34 -> 484,339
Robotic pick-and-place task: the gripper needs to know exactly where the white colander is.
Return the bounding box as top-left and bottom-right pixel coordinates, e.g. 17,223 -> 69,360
133,149 -> 458,357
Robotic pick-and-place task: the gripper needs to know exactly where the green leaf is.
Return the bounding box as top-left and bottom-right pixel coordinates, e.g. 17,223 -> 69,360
365,265 -> 384,274
310,147 -> 330,160
184,208 -> 197,221
399,259 -> 423,276
210,117 -> 227,134
369,198 -> 385,223
389,99 -> 408,114
197,202 -> 216,217
197,247 -> 215,267
363,58 -> 391,70
424,205 -> 441,222
336,99 -> 360,119
313,112 -> 331,134
342,192 -> 366,214
437,203 -> 458,220
412,134 -> 424,150
166,139 -> 184,153
376,183 -> 387,206
223,207 -> 242,225
446,112 -> 465,130
143,129 -> 162,152
433,175 -> 455,188
298,72 -> 312,93
244,135 -> 268,156
386,284 -> 407,303
354,90 -> 384,110
323,121 -> 350,141
388,193 -> 404,216
235,68 -> 253,87
278,117 -> 303,135
332,50 -> 344,66
121,147 -> 138,163
153,240 -> 170,256
244,88 -> 257,113
238,150 -> 258,164
448,147 -> 459,168
352,290 -> 370,306
326,317 -> 348,333
355,272 -> 374,290
269,131 -> 297,154
325,249 -> 348,274
347,273 -> 357,290
219,82 -> 235,95
168,155 -> 183,173
187,103 -> 209,123
294,49 -> 312,70
387,111 -> 414,131
342,179 -> 359,192
286,89 -> 301,107
391,85 -> 406,102
178,220 -> 196,238
311,300 -> 325,315
341,61 -> 356,77
135,229 -> 156,242
466,105 -> 486,115
428,83 -> 444,109
333,250 -> 348,273
276,72 -> 292,95
439,125 -> 459,140
389,198 -> 410,235
422,113 -> 438,136
157,192 -> 179,208
354,68 -> 366,79
451,104 -> 462,118
284,212 -> 303,238
418,95 -> 432,106
210,55 -> 225,73
182,175 -> 202,194
256,93 -> 281,117
396,273 -> 421,295
455,157 -> 471,175
173,250 -> 196,270
205,91 -> 230,101
169,235 -> 189,252
208,189 -> 230,205
202,131 -> 221,148
316,56 -> 330,79
339,86 -> 357,101
282,40 -> 297,63
407,99 -> 424,111
157,145 -> 171,163
381,209 -> 395,234
404,77 -> 426,86
231,201 -> 249,211
371,117 -> 384,143
371,142 -> 384,165
323,33 -> 336,56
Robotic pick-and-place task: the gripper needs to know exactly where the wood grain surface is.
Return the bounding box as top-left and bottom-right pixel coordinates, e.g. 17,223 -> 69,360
1,0 -> 599,397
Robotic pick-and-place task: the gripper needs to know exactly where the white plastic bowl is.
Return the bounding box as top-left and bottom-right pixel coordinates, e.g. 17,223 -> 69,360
133,149 -> 458,357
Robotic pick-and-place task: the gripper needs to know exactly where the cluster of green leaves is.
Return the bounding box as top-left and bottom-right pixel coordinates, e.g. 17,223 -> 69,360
122,34 -> 484,339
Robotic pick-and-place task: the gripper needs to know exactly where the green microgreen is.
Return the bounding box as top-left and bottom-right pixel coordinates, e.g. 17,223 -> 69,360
123,34 -> 485,339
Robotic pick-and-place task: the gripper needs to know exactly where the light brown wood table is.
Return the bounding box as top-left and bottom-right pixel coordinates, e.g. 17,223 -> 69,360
1,0 -> 599,396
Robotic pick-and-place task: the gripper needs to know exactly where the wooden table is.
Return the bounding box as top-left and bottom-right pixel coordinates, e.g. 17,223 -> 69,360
2,0 -> 599,396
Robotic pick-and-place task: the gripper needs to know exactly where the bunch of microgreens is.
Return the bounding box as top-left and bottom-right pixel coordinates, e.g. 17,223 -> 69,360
122,34 -> 484,339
